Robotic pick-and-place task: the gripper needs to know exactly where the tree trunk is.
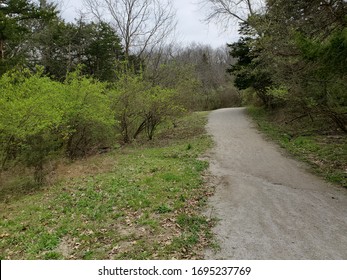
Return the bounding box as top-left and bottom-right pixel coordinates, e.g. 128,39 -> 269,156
0,39 -> 4,60
133,119 -> 147,139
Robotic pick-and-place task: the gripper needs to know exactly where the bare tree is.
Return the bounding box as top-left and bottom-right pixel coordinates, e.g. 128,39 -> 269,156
198,0 -> 264,28
84,0 -> 176,58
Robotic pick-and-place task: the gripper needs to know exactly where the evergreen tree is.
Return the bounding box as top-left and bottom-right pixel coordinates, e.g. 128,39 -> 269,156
0,0 -> 55,74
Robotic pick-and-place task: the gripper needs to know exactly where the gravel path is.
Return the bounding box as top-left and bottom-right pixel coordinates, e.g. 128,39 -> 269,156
204,108 -> 347,259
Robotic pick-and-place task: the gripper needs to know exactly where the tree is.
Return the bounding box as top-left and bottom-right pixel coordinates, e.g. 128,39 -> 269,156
227,28 -> 274,107
33,18 -> 124,81
199,0 -> 263,28
144,43 -> 240,110
0,0 -> 56,74
151,60 -> 203,110
83,21 -> 124,81
224,0 -> 347,132
84,0 -> 176,59
259,0 -> 347,131
108,73 -> 151,143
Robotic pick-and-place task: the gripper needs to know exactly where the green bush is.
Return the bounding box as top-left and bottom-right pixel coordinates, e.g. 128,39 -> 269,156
109,73 -> 184,142
0,68 -> 115,183
0,68 -> 65,183
0,67 -> 186,184
63,71 -> 115,158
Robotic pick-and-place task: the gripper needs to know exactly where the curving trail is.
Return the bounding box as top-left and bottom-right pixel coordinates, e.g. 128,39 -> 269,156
204,108 -> 347,259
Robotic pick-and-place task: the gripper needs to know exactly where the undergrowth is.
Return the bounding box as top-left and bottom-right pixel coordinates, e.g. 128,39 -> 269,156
247,107 -> 347,187
0,112 -> 215,260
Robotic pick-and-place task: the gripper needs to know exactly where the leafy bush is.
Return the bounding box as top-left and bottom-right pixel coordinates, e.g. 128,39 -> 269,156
63,71 -> 115,158
0,68 -> 65,183
0,68 -> 115,183
0,66 -> 187,184
109,73 -> 184,142
137,85 -> 184,140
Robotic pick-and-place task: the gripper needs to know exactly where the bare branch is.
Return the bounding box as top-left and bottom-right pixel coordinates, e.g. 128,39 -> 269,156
198,0 -> 264,29
83,0 -> 104,21
84,0 -> 177,58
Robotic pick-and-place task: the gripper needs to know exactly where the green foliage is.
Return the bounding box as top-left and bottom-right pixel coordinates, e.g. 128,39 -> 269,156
0,63 -> 190,183
152,62 -> 203,110
248,106 -> 347,187
228,33 -> 274,108
146,44 -> 241,111
139,86 -> 184,140
83,21 -> 124,81
156,204 -> 172,214
1,2 -> 125,82
34,20 -> 124,81
108,74 -> 147,143
228,35 -> 256,91
0,67 -> 65,182
292,27 -> 347,132
230,0 -> 347,133
109,73 -> 184,142
0,67 -> 115,183
0,0 -> 56,74
62,70 -> 115,158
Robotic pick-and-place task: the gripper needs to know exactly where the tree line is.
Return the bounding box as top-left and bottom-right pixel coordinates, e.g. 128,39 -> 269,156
203,0 -> 347,133
0,0 -> 239,184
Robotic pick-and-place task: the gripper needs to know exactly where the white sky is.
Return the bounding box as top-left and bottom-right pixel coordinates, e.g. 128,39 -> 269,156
57,0 -> 240,48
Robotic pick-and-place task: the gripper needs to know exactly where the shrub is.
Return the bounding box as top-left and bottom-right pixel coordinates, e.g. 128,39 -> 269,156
109,73 -> 184,142
0,67 -> 115,183
0,68 -> 65,183
63,71 -> 115,158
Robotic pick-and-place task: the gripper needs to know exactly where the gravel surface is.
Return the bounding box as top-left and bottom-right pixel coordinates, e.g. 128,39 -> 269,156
204,108 -> 347,259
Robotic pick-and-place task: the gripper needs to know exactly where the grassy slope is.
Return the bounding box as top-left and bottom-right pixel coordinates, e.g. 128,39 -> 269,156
0,112 -> 215,260
247,107 -> 347,187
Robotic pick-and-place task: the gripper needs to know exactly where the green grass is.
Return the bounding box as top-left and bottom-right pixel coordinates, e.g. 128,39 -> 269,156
0,112 -> 215,260
248,107 -> 347,187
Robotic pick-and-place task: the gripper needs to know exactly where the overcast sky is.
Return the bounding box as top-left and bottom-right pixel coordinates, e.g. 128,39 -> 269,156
58,0 -> 240,48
